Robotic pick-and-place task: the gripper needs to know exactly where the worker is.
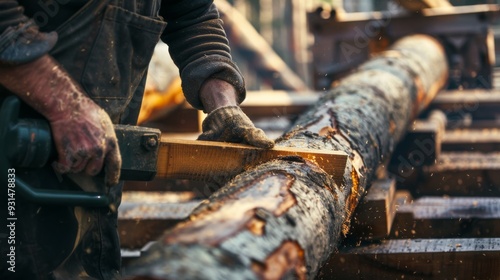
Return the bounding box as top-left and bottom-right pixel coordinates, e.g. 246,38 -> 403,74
0,1 -> 274,279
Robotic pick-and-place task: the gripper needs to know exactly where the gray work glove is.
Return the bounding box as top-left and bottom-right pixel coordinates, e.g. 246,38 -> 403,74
198,106 -> 274,149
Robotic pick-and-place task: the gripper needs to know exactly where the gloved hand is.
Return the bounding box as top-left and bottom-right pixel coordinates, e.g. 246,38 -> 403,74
197,78 -> 274,149
198,105 -> 274,148
0,55 -> 122,186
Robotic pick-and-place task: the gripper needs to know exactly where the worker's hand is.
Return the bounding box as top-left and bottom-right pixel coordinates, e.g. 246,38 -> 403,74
198,79 -> 274,148
0,55 -> 122,186
48,100 -> 121,186
198,105 -> 274,148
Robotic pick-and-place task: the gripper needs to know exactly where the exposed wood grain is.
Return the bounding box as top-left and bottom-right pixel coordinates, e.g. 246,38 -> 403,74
156,138 -> 348,185
124,35 -> 448,280
349,179 -> 397,240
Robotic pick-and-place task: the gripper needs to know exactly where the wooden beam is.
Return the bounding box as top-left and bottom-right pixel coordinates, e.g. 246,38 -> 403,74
443,128 -> 500,152
447,120 -> 500,129
391,192 -> 500,239
349,179 -> 397,240
118,192 -> 201,249
428,89 -> 500,121
319,238 -> 500,280
390,110 -> 446,167
156,138 -> 348,185
388,111 -> 446,188
419,152 -> 500,196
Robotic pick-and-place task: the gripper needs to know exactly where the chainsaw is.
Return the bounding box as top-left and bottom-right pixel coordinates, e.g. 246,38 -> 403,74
0,96 -> 347,207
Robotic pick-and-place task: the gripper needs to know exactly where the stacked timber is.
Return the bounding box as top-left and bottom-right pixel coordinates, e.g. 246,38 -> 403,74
124,34 -> 448,279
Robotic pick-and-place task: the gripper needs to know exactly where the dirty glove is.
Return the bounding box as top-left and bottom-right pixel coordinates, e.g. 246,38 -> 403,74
0,55 -> 122,186
0,20 -> 57,65
198,106 -> 274,149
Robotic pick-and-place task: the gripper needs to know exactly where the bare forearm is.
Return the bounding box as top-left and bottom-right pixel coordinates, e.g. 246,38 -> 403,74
0,55 -> 90,122
199,78 -> 238,113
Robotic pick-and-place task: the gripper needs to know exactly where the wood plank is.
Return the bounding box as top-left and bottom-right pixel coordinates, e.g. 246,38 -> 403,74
319,238 -> 500,280
156,138 -> 349,185
419,152 -> 500,196
349,179 -> 397,240
123,177 -> 214,195
390,110 -> 445,169
434,89 -> 500,104
391,192 -> 500,239
446,119 -> 500,129
388,111 -> 446,187
118,192 -> 201,249
443,128 -> 500,152
428,89 -> 500,121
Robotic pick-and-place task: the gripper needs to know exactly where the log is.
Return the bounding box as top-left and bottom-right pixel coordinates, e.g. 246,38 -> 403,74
124,34 -> 448,279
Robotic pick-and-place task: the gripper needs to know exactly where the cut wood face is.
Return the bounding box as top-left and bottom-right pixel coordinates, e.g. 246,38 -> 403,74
156,138 -> 348,185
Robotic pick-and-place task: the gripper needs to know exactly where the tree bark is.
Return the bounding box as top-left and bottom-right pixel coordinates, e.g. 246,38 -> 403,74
124,34 -> 448,280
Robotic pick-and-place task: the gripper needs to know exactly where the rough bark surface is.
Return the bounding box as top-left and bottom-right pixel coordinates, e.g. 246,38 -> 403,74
124,34 -> 448,280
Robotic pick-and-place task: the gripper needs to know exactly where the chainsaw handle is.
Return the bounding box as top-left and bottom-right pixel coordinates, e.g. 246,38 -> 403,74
16,177 -> 110,207
0,96 -> 110,207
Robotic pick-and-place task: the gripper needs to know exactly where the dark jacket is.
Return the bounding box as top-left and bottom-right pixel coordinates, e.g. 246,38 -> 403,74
0,0 -> 245,121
